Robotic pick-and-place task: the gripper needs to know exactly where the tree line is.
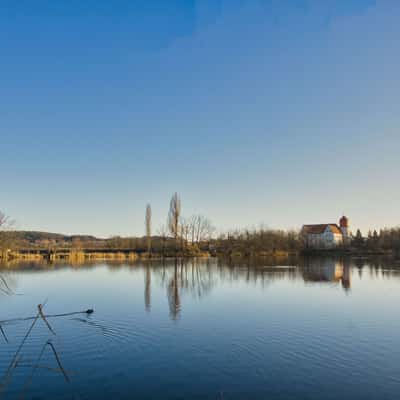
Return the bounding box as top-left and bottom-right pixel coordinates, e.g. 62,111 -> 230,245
213,228 -> 300,257
1,199 -> 400,257
352,228 -> 400,253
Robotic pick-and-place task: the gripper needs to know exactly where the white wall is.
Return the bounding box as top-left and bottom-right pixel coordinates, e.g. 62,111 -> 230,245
305,227 -> 343,249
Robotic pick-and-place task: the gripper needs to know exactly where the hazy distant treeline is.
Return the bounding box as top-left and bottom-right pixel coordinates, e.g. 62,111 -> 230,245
1,203 -> 400,256
5,227 -> 400,255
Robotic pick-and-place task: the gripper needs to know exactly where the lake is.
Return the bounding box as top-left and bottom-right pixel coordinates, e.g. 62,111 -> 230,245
0,256 -> 400,399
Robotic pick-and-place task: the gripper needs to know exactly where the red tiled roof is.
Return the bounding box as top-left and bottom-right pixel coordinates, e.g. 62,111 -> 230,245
302,224 -> 342,235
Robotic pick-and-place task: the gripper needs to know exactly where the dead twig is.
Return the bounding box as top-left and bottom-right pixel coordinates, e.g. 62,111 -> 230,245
38,304 -> 56,336
0,309 -> 94,326
0,276 -> 21,296
0,308 -> 41,395
19,339 -> 70,400
0,287 -> 12,296
18,340 -> 48,400
0,276 -> 12,293
46,341 -> 70,383
0,325 -> 8,343
1,303 -> 90,398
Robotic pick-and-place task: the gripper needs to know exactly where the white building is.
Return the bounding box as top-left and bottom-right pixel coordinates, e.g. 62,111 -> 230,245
301,216 -> 350,249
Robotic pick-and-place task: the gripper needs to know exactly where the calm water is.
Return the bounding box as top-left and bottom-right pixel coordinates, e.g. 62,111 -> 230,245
0,257 -> 400,399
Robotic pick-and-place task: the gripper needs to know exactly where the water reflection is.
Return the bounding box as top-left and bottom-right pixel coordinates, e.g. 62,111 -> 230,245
140,257 -> 359,319
1,256 -> 400,399
301,257 -> 351,291
167,263 -> 181,320
156,259 -> 215,319
2,256 -> 400,321
144,266 -> 151,312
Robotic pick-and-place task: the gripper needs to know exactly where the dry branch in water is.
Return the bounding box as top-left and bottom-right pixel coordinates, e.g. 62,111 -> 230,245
0,325 -> 8,343
18,339 -> 70,400
0,309 -> 94,326
38,304 -> 56,336
0,307 -> 42,394
0,303 -> 91,398
46,341 -> 70,383
0,276 -> 17,296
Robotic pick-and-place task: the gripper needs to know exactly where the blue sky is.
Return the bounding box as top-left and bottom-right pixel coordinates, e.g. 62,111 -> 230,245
1,0 -> 399,237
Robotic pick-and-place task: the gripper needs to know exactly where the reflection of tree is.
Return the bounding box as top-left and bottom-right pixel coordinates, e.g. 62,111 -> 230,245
188,259 -> 214,299
152,259 -> 217,320
144,266 -> 151,312
167,261 -> 181,320
161,258 -> 299,318
217,257 -> 298,288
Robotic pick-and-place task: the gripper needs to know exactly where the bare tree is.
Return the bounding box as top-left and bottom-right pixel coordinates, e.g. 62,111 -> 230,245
168,193 -> 181,255
200,217 -> 215,244
0,212 -> 8,229
189,215 -> 198,244
157,224 -> 168,257
179,217 -> 190,254
188,214 -> 215,244
0,212 -> 14,261
145,203 -> 152,256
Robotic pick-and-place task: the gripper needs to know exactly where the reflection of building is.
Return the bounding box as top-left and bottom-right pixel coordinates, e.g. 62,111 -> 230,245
301,216 -> 351,249
302,257 -> 351,291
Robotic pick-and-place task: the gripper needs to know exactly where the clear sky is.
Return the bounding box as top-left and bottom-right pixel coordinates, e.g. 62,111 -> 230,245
1,0 -> 399,237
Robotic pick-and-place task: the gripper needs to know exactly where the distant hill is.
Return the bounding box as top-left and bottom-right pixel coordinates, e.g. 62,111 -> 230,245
14,231 -> 99,241
1,231 -> 106,249
0,231 -> 175,251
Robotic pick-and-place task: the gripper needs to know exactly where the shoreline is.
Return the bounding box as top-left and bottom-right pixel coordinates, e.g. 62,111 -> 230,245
0,247 -> 396,265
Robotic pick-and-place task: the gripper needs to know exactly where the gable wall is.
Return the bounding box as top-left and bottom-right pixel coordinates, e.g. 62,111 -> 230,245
303,227 -> 343,249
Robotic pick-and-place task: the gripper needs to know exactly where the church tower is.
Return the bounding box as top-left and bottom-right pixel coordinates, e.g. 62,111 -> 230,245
339,215 -> 350,244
